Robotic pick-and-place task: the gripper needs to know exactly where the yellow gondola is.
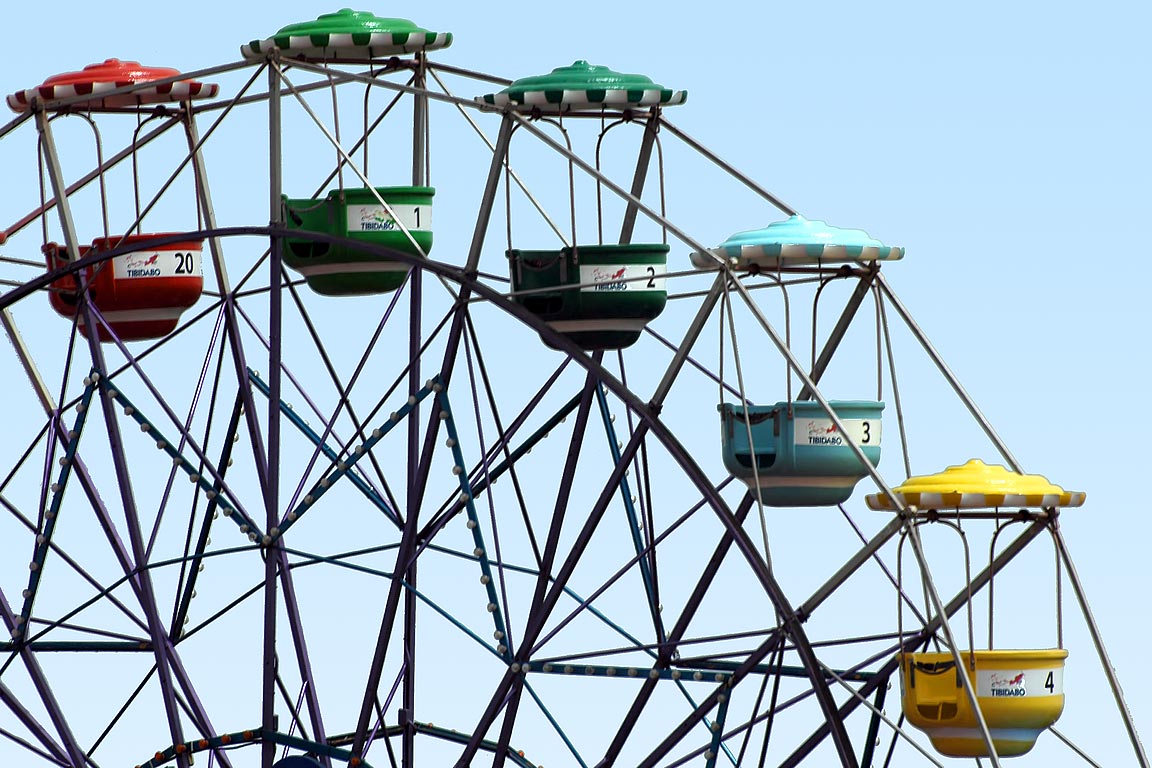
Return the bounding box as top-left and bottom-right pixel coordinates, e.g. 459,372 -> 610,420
876,460 -> 1084,758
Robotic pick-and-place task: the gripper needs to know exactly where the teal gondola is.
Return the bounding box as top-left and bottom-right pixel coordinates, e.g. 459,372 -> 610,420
719,400 -> 883,506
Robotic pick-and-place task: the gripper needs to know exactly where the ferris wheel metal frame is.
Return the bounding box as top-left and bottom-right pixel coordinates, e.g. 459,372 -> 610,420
0,19 -> 1146,768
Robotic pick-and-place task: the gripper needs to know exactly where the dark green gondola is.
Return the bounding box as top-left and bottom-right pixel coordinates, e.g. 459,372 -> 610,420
509,244 -> 668,350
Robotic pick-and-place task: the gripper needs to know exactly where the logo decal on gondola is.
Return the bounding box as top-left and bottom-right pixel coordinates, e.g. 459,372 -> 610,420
591,266 -> 628,291
988,672 -> 1027,697
978,667 -> 1059,698
358,209 -> 398,231
125,253 -> 162,277
579,264 -> 664,293
805,420 -> 843,446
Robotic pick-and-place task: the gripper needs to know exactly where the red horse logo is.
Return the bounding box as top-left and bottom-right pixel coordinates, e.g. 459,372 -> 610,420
991,672 -> 1026,687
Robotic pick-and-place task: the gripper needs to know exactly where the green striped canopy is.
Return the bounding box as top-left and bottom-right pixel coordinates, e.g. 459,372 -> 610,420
242,9 -> 452,60
477,60 -> 686,113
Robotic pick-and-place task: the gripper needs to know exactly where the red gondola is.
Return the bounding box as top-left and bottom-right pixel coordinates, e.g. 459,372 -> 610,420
44,235 -> 203,342
9,58 -> 217,342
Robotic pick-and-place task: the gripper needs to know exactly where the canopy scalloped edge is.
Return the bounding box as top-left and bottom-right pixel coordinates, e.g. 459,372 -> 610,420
7,80 -> 217,113
865,489 -> 1086,510
477,88 -> 687,114
242,31 -> 453,60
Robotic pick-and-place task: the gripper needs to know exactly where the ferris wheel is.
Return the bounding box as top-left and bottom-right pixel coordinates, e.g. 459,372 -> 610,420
0,9 -> 1145,768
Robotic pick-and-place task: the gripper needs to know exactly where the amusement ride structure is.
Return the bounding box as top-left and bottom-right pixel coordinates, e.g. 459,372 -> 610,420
0,10 -> 1145,768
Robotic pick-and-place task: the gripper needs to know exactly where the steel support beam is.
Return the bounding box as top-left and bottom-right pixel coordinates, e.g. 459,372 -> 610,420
37,107 -> 191,768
